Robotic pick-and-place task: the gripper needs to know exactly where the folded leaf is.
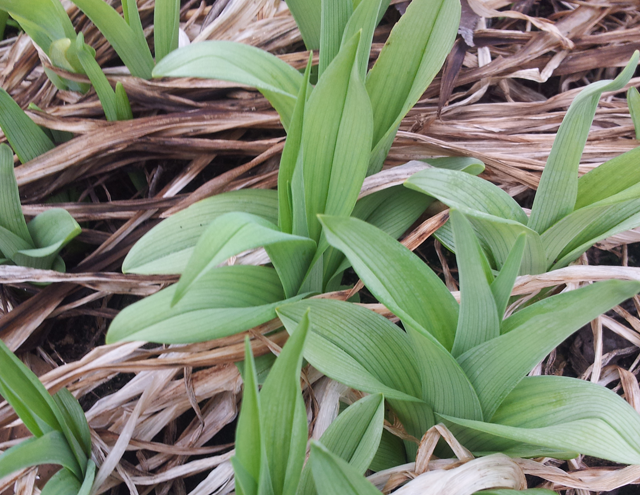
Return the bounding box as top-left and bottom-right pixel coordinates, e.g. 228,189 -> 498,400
172,212 -> 315,303
114,82 -> 133,120
154,0 -> 180,62
320,215 -> 458,350
0,143 -> 32,244
458,280 -> 640,420
298,393 -> 384,495
106,265 -> 306,343
528,52 -> 639,234
310,442 -> 381,495
444,375 -> 640,465
152,42 -> 303,129
490,234 -> 526,320
53,388 -> 92,458
0,90 -> 55,163
319,0 -> 353,77
260,311 -> 310,495
366,0 -> 460,173
123,189 -> 278,274
628,87 -> 640,140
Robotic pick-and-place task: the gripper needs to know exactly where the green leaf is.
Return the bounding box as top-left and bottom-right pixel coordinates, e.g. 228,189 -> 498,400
458,280 -> 640,420
40,468 -> 82,495
172,212 -> 315,303
405,168 -> 528,224
0,144 -> 32,244
70,0 -> 154,79
450,210 -> 500,357
445,375 -> 640,465
106,265 -> 306,344
0,431 -> 82,480
319,215 -> 458,350
279,55 -> 312,235
53,388 -> 92,458
309,442 -> 381,495
319,0 -> 352,78
369,429 -> 407,472
528,52 -> 639,234
123,189 -> 278,274
154,0 -> 180,62
233,337 -> 262,495
576,146 -> 640,209
366,0 -> 460,173
260,310 -> 310,495
78,460 -> 96,495
152,42 -> 303,129
0,89 -> 55,163
287,0 -> 322,49
629,87 -> 640,140
424,156 -> 486,175
490,234 -> 526,320
298,394 -> 385,495
303,32 -> 373,243
115,82 -> 133,120
277,299 -> 423,402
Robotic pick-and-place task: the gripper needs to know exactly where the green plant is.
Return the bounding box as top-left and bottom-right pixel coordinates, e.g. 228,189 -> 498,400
404,52 -> 640,275
106,0 -> 462,344
277,212 -> 640,466
233,313 -> 386,495
0,338 -> 95,493
0,142 -> 80,270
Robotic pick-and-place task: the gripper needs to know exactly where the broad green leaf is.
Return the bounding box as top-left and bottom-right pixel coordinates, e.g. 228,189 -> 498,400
260,311 -> 309,495
341,0 -> 389,79
0,431 -> 82,480
114,82 -> 133,120
628,87 -> 640,140
445,375 -> 640,465
154,0 -> 180,62
106,265 -> 306,344
279,55 -> 312,235
153,42 -> 303,129
319,215 -> 458,350
369,429 -> 406,472
576,146 -> 640,209
309,442 -> 381,495
303,32 -> 373,243
75,33 -> 119,121
40,468 -> 82,495
0,225 -> 33,262
123,189 -> 278,274
0,89 -> 55,163
277,299 -> 423,402
70,0 -> 154,79
319,0 -> 352,77
490,234 -> 526,319
405,168 -> 528,224
172,212 -> 315,303
233,457 -> 259,495
287,0 -> 322,49
458,280 -> 640,420
233,337 -> 262,495
53,388 -> 91,458
528,52 -> 639,233
450,210 -> 500,357
0,144 -> 32,244
366,0 -> 460,173
298,394 -> 384,495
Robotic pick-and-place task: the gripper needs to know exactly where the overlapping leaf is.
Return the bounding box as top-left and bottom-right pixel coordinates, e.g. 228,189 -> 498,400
154,0 -> 180,62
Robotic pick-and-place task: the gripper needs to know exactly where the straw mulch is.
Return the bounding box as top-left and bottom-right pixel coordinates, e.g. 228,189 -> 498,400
2,0 -> 640,493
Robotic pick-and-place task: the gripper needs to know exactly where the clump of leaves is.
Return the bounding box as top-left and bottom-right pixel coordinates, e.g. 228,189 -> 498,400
106,0 -> 463,344
277,211 -> 640,466
0,339 -> 95,493
233,312 -> 386,495
405,52 -> 640,275
0,142 -> 80,270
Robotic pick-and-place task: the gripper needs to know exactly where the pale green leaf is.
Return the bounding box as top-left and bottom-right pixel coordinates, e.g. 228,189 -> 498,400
628,87 -> 640,140
366,0 -> 460,173
53,388 -> 91,458
287,0 -> 322,49
369,429 -> 406,472
458,280 -> 640,420
450,210 -> 500,357
123,189 -> 278,274
152,42 -> 303,129
154,0 -> 180,62
115,82 -> 133,120
309,442 -> 381,495
0,144 -> 32,244
0,89 -> 55,163
319,215 -> 458,350
424,156 -> 486,175
319,0 -> 352,77
40,468 -> 82,495
490,234 -> 526,319
77,460 -> 96,495
528,52 -> 639,233
260,311 -> 309,495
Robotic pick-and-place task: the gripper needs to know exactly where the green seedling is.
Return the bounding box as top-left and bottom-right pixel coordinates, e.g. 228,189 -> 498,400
277,212 -> 640,465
